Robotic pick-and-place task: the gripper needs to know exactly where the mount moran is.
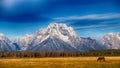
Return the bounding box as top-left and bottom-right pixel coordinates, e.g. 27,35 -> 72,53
0,23 -> 120,51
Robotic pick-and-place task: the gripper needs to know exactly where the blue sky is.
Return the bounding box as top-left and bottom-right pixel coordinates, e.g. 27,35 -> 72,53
0,0 -> 120,40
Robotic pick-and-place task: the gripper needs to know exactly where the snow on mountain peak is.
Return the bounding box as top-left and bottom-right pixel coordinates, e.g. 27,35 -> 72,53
107,33 -> 119,36
104,33 -> 120,39
0,33 -> 4,40
48,23 -> 77,36
13,23 -> 105,51
23,34 -> 33,38
0,33 -> 4,37
0,33 -> 16,51
48,23 -> 68,29
0,33 -> 5,39
15,34 -> 33,41
100,33 -> 120,49
35,23 -> 78,43
14,34 -> 33,51
0,33 -> 10,42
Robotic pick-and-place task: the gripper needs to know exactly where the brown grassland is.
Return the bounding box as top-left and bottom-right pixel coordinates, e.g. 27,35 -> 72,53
0,57 -> 120,68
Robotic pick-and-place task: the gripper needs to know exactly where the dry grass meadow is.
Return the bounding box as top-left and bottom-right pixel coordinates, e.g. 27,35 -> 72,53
0,57 -> 120,68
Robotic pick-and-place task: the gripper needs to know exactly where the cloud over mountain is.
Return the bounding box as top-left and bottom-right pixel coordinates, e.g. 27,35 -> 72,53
53,13 -> 120,31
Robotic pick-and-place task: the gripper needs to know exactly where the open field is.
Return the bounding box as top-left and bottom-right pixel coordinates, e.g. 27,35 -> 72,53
0,57 -> 120,68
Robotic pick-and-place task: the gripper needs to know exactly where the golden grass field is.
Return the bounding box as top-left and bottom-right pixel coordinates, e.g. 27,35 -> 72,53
0,57 -> 120,68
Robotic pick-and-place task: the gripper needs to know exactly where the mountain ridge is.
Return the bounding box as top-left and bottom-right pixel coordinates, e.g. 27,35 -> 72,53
0,23 -> 120,51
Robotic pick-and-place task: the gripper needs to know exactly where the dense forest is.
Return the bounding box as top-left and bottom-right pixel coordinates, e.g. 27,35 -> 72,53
0,49 -> 120,58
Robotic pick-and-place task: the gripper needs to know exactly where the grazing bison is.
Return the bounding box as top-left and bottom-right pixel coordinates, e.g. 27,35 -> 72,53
97,56 -> 105,62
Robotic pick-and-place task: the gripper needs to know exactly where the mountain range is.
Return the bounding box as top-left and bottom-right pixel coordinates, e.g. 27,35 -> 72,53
0,23 -> 120,51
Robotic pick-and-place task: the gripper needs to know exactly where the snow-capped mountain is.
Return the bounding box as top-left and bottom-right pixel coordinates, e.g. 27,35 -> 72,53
14,34 -> 33,51
0,33 -> 16,51
76,37 -> 105,51
14,23 -> 103,51
3,23 -> 120,52
28,23 -> 78,51
100,33 -> 120,49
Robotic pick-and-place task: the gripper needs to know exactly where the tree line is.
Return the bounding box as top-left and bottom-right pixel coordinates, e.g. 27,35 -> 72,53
0,49 -> 120,58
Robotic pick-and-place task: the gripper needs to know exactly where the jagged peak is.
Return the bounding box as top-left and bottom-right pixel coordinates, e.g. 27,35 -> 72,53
107,32 -> 120,36
100,32 -> 120,49
48,23 -> 74,31
48,23 -> 68,28
0,33 -> 9,40
0,33 -> 4,37
0,33 -> 11,44
103,33 -> 120,39
15,34 -> 33,41
36,23 -> 77,37
0,33 -> 5,40
24,34 -> 33,38
49,23 -> 76,35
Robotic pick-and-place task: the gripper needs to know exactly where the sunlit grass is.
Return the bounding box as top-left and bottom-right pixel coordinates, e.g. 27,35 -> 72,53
0,57 -> 120,68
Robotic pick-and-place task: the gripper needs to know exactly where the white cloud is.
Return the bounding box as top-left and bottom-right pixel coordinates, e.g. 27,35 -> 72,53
75,25 -> 107,29
75,24 -> 120,30
54,13 -> 120,21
